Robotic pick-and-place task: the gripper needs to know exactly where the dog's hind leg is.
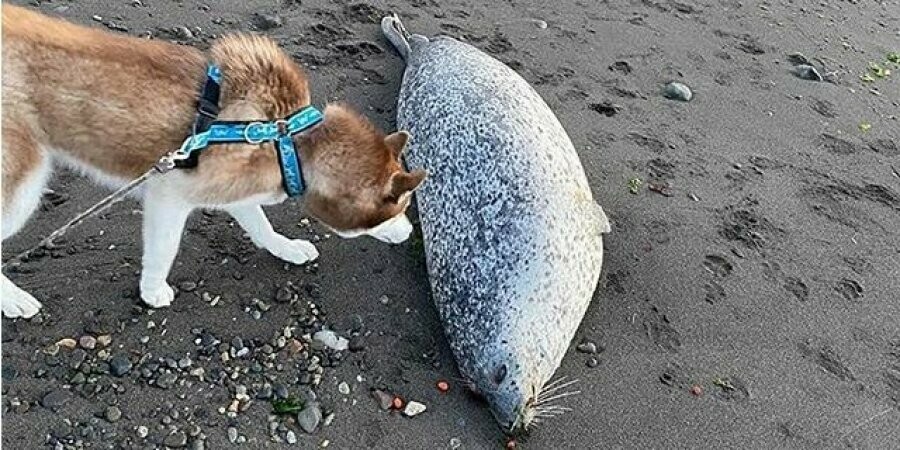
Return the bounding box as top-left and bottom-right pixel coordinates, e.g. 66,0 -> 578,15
2,119 -> 51,318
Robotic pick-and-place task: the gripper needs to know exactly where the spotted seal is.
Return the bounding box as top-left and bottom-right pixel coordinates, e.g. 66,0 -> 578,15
382,15 -> 611,434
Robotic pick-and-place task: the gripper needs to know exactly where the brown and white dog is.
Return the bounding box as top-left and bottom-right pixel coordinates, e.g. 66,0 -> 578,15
1,6 -> 426,318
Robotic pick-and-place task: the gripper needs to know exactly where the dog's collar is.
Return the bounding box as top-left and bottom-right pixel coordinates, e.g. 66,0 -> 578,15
174,64 -> 322,197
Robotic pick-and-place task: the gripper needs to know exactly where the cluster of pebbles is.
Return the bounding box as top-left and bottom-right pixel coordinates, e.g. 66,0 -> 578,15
2,280 -> 382,449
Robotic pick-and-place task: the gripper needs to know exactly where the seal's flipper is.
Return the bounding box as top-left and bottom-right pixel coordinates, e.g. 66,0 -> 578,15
595,202 -> 611,234
382,14 -> 429,62
382,14 -> 412,61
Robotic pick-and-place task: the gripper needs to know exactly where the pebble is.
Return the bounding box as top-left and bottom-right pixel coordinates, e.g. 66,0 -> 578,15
96,335 -> 112,348
533,19 -> 548,29
403,401 -> 427,417
273,383 -> 289,399
790,64 -> 823,81
41,389 -> 71,411
254,13 -> 283,30
372,390 -> 393,410
286,430 -> 297,444
164,431 -> 188,448
297,402 -> 322,433
313,330 -> 348,351
105,406 -> 122,422
178,356 -> 193,369
57,338 -> 77,349
227,427 -> 238,443
576,341 -> 599,354
156,372 -> 178,389
586,357 -> 600,368
109,355 -> 132,376
338,382 -> 350,395
137,425 -> 149,438
173,26 -> 194,40
786,52 -> 813,66
379,295 -> 391,305
662,82 -> 693,102
92,15 -> 102,22
275,287 -> 293,303
79,335 -> 97,350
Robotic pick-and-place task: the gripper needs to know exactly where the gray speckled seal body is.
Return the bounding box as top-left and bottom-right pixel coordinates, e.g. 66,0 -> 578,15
383,16 -> 610,434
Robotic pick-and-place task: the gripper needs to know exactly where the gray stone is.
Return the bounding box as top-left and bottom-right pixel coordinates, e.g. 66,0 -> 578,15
105,406 -> 122,422
296,402 -> 322,433
109,354 -> 132,377
662,82 -> 693,102
41,390 -> 71,411
163,431 -> 188,448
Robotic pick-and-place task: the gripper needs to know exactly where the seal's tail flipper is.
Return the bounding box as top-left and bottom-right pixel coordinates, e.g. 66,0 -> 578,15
382,14 -> 412,60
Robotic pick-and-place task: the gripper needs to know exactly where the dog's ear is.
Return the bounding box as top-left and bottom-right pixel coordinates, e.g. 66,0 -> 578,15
386,169 -> 426,202
384,131 -> 411,158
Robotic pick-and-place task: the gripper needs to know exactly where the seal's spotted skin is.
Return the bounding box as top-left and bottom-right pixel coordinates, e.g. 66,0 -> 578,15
383,16 -> 610,434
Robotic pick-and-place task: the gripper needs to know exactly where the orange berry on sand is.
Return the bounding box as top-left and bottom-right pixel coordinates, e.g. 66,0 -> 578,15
391,396 -> 404,410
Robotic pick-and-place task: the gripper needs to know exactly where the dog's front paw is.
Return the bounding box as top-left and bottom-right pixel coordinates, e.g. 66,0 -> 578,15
1,289 -> 42,318
270,238 -> 319,265
140,282 -> 174,308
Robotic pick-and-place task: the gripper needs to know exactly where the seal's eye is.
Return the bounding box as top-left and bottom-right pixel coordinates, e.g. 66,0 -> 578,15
493,364 -> 508,385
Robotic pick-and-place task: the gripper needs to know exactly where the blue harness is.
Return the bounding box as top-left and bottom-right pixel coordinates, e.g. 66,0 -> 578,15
173,64 -> 323,197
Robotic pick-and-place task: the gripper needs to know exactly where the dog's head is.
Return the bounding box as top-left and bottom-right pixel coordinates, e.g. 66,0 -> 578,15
299,104 -> 426,244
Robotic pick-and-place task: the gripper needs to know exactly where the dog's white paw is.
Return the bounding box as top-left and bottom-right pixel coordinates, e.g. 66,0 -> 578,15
1,289 -> 42,318
270,238 -> 319,265
140,282 -> 174,308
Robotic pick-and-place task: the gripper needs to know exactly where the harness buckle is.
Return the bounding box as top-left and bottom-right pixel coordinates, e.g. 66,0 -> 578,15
275,119 -> 289,136
243,122 -> 265,144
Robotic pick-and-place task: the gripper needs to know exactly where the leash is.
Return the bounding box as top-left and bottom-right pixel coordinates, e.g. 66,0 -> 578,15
1,166 -> 166,268
2,63 -> 323,268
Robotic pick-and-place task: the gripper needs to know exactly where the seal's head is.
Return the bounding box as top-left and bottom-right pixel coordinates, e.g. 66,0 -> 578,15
471,347 -> 543,436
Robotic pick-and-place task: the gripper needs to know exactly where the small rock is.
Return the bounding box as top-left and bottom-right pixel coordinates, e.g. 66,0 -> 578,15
253,13 -> 283,30
662,82 -> 693,102
105,406 -> 122,423
786,52 -> 812,66
378,295 -> 390,305
178,280 -> 197,292
41,390 -> 71,411
110,355 -> 132,377
576,341 -> 598,354
312,330 -> 348,351
403,401 -> 427,417
137,425 -> 149,438
791,64 -> 823,81
178,356 -> 193,369
286,430 -> 297,444
296,402 -> 322,433
586,357 -> 599,368
275,286 -> 293,303
338,382 -> 350,395
227,427 -> 238,443
173,26 -> 194,40
57,338 -> 77,349
92,15 -> 103,22
533,19 -> 548,29
163,431 -> 188,448
372,390 -> 393,410
79,335 -> 97,350
156,372 -> 178,389
96,335 -> 112,348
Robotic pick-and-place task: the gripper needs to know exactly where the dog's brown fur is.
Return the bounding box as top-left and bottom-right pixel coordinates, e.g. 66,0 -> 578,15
1,5 -> 425,317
